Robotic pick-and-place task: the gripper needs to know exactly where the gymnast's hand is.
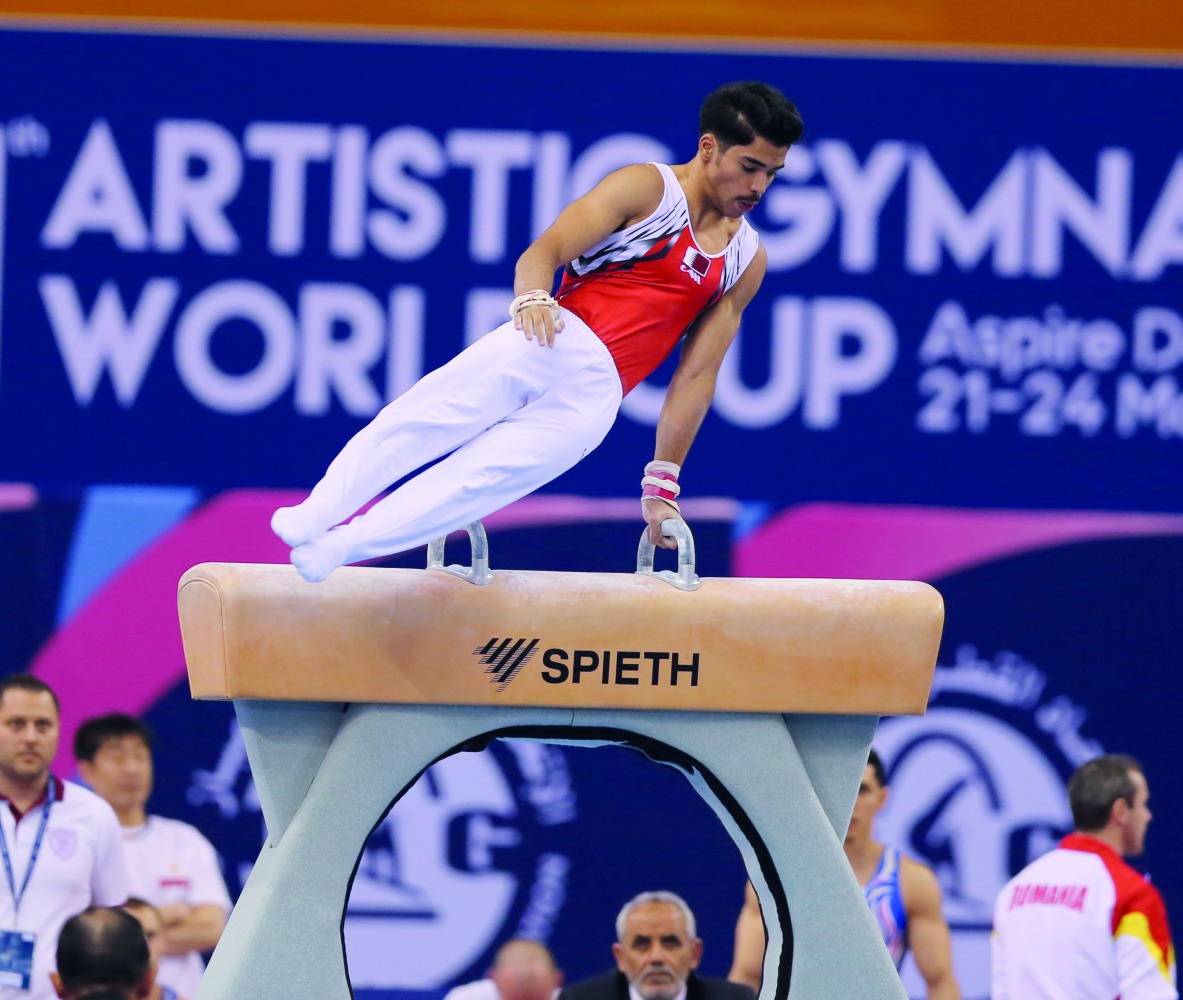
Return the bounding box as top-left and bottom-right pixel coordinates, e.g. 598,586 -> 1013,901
642,498 -> 682,550
511,290 -> 565,348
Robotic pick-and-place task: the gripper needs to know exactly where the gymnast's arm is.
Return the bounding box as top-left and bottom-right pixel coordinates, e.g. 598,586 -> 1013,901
512,164 -> 663,346
902,858 -> 961,1000
728,881 -> 766,992
643,245 -> 768,548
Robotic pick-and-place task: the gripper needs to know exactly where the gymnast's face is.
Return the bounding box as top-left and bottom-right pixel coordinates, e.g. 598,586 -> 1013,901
845,763 -> 888,845
613,901 -> 702,1000
700,134 -> 787,219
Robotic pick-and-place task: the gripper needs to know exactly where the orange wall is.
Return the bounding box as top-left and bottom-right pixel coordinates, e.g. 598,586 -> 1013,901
6,0 -> 1183,55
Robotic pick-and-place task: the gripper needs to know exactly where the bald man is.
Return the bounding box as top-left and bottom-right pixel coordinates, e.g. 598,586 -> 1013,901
444,939 -> 563,1000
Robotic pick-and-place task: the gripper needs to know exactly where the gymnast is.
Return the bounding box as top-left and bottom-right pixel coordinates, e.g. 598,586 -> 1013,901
272,82 -> 803,581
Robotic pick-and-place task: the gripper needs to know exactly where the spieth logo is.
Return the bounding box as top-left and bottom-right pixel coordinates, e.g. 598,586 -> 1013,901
474,639 -> 702,689
874,645 -> 1103,1000
474,638 -> 541,691
680,247 -> 711,284
187,719 -> 576,990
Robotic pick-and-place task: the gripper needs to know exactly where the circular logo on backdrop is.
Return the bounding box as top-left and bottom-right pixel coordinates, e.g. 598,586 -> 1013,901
873,644 -> 1104,1000
183,716 -> 577,990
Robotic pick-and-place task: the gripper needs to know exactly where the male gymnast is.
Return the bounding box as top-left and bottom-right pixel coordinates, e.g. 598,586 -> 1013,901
272,81 -> 803,581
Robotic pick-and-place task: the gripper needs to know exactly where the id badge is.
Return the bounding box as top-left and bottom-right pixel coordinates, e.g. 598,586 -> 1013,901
0,929 -> 35,990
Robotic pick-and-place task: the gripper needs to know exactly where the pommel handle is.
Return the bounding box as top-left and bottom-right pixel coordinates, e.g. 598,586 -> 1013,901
427,521 -> 494,585
636,518 -> 701,592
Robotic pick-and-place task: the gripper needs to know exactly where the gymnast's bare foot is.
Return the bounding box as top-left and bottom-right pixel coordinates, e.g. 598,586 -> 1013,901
271,501 -> 334,548
290,525 -> 355,583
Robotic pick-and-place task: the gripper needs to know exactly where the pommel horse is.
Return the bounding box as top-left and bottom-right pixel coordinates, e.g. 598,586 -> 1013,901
177,521 -> 944,1000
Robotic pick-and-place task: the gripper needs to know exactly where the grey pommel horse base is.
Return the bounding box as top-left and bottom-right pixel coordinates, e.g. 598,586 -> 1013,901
177,522 -> 944,1000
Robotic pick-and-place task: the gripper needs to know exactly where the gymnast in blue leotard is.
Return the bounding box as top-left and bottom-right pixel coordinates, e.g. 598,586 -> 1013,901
727,749 -> 962,998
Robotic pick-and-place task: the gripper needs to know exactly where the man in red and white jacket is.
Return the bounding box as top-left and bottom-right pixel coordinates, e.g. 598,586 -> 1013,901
991,754 -> 1177,1000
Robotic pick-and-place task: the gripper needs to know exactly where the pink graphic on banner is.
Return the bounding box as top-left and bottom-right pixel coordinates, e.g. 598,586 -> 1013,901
0,484 -> 37,512
33,490 -> 291,778
735,503 -> 1183,581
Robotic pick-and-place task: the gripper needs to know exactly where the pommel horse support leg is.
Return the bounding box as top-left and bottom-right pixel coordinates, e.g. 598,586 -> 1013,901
178,529 -> 943,1000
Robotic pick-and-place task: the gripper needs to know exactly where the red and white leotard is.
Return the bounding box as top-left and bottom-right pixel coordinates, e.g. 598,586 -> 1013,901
555,162 -> 760,395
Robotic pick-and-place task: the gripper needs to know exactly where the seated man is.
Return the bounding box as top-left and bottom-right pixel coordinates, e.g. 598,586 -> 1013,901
122,899 -> 184,1000
50,907 -> 154,1000
444,939 -> 563,1000
561,891 -> 753,1000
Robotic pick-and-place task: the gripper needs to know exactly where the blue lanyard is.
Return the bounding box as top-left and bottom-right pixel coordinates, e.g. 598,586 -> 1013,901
0,777 -> 56,917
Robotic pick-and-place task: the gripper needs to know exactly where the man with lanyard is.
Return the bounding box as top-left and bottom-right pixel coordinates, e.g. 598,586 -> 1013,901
0,675 -> 127,1000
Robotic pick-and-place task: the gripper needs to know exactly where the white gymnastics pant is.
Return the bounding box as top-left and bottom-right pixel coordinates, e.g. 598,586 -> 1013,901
279,310 -> 623,579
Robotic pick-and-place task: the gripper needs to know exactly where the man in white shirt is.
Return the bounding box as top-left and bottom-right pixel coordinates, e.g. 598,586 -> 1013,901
0,674 -> 128,1000
74,715 -> 230,1000
444,939 -> 563,1000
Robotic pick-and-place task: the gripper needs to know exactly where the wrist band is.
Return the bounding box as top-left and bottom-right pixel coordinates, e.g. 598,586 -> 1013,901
641,461 -> 681,513
509,290 -> 561,321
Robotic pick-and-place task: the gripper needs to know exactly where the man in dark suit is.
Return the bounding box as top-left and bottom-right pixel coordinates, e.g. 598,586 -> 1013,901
560,891 -> 756,1000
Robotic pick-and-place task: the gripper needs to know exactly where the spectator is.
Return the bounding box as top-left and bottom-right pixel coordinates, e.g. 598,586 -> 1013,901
444,939 -> 563,1000
992,753 -> 1177,999
49,907 -> 152,1000
121,899 -> 181,1000
561,891 -> 753,1000
728,749 -> 959,998
0,674 -> 127,1000
74,715 -> 230,1000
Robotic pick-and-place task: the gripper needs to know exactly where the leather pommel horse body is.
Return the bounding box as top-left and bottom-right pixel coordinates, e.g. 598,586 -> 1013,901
178,534 -> 944,1000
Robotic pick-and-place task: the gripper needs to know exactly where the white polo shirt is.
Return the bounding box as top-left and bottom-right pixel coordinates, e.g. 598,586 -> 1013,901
122,815 -> 232,998
0,778 -> 128,1000
444,980 -> 502,1000
445,979 -> 562,1000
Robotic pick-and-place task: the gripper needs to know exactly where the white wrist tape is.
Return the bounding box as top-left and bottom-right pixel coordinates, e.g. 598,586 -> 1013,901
645,460 -> 681,479
509,290 -> 562,321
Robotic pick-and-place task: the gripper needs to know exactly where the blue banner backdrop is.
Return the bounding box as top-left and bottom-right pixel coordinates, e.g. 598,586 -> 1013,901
2,28 -> 1182,507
